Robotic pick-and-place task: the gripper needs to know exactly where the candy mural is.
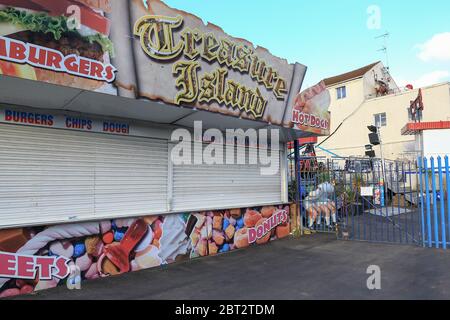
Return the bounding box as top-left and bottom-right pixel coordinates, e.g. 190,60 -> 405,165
0,205 -> 290,298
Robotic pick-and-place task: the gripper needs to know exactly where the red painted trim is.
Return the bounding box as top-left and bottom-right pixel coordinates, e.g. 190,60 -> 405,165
299,137 -> 318,145
287,137 -> 318,148
401,121 -> 450,135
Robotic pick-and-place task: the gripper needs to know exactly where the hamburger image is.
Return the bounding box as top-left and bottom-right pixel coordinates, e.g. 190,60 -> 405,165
0,0 -> 114,91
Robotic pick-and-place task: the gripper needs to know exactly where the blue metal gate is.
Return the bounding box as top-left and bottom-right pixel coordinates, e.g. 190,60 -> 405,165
417,156 -> 450,249
288,144 -> 450,249
333,158 -> 422,245
292,154 -> 423,245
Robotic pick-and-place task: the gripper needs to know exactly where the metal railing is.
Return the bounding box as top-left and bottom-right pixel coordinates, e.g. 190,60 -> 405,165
417,156 -> 450,249
289,152 -> 422,243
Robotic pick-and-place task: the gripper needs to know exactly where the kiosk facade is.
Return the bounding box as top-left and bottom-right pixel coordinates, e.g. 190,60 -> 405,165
0,0 -> 330,297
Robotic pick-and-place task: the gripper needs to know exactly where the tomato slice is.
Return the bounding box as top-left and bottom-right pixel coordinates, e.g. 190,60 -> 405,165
0,0 -> 45,11
0,60 -> 17,76
31,0 -> 111,36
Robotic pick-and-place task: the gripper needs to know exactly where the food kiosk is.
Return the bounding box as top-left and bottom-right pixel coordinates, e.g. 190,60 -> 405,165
0,0 -> 330,297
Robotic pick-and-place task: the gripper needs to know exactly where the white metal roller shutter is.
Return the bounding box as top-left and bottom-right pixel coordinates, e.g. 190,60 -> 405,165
172,144 -> 283,211
0,124 -> 96,226
93,134 -> 168,218
0,123 -> 168,228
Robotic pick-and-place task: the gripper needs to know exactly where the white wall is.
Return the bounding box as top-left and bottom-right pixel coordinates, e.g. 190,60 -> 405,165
362,62 -> 399,99
423,129 -> 450,158
317,83 -> 450,161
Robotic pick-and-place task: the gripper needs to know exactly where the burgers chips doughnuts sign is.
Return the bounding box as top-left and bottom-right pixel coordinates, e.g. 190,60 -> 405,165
0,0 -> 116,93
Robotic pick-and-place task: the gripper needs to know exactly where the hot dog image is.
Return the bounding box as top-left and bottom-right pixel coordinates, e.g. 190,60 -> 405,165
0,0 -> 115,92
289,81 -> 331,135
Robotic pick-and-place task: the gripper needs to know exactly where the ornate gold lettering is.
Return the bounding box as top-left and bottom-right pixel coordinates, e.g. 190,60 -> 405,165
250,88 -> 267,118
215,68 -> 227,104
237,86 -> 255,113
196,68 -> 267,118
181,27 -> 202,60
198,68 -> 228,104
273,77 -> 288,99
224,80 -> 239,108
173,61 -> 200,105
217,39 -> 235,67
232,45 -> 252,73
134,14 -> 286,112
198,71 -> 216,104
201,33 -> 220,62
249,55 -> 266,84
263,67 -> 277,89
134,15 -> 184,61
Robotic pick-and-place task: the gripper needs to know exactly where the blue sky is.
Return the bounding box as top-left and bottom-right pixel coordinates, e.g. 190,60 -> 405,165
164,0 -> 450,89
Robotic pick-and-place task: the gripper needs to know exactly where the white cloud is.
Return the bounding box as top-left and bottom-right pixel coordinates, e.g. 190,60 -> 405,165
393,75 -> 409,88
417,32 -> 450,62
394,71 -> 449,89
414,71 -> 450,87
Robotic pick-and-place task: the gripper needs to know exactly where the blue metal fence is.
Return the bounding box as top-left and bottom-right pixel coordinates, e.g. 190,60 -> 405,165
332,158 -> 422,245
291,153 -> 422,244
289,149 -> 450,250
297,156 -> 338,233
418,156 -> 450,249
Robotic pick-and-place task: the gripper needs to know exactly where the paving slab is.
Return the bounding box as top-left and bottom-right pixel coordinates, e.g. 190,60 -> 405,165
9,234 -> 450,300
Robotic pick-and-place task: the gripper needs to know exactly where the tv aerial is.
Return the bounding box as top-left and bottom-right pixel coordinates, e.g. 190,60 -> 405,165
375,32 -> 390,71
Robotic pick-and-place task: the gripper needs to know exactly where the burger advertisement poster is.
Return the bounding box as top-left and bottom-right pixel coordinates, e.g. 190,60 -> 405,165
0,0 -> 116,93
0,0 -> 332,134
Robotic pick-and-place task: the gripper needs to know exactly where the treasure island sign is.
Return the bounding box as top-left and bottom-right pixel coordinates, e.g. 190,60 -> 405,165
112,0 -> 308,127
134,15 -> 286,119
0,0 -> 327,132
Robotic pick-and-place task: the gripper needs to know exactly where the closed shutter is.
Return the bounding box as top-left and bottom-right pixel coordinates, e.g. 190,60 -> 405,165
93,134 -> 168,218
172,143 -> 283,211
0,123 -> 168,228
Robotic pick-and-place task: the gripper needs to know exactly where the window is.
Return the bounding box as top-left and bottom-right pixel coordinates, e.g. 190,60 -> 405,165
374,113 -> 387,127
345,159 -> 373,173
408,108 -> 423,122
336,86 -> 347,99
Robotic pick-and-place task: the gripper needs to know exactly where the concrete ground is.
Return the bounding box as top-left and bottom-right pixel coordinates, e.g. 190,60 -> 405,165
11,234 -> 450,300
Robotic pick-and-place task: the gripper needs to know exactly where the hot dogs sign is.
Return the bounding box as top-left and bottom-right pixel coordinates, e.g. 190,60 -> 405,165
0,0 -> 331,133
290,81 -> 331,136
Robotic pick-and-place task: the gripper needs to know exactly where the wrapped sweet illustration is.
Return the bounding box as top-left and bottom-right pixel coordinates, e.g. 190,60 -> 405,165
0,216 -> 165,297
187,205 -> 290,257
0,205 -> 289,298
